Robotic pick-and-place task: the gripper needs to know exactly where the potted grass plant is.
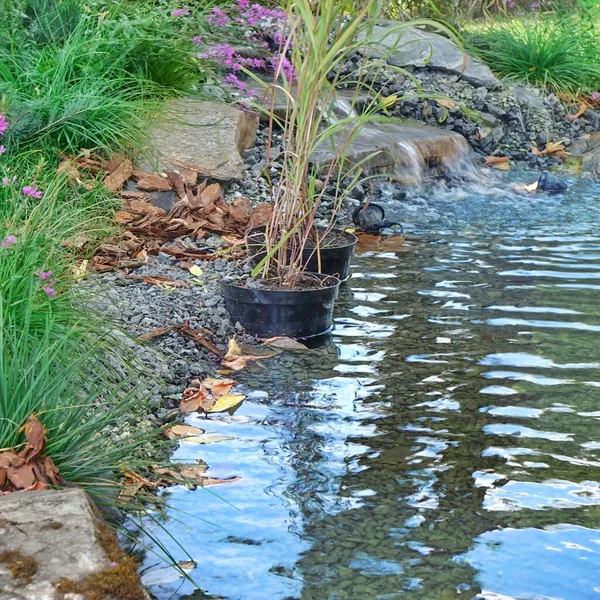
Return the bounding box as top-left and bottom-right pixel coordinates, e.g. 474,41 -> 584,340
221,0 -> 446,338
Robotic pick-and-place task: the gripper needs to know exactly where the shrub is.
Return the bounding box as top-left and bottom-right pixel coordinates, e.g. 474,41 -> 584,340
467,15 -> 600,94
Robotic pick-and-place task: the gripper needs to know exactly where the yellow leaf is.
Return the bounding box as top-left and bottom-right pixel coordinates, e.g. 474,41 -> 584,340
225,337 -> 242,359
492,161 -> 511,171
208,394 -> 246,414
381,94 -> 398,108
73,259 -> 88,282
189,265 -> 203,277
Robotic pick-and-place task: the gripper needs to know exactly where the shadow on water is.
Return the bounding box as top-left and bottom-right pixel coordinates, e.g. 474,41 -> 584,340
140,172 -> 600,600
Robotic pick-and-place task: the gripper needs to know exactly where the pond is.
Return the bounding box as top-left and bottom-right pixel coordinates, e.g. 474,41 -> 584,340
140,171 -> 600,600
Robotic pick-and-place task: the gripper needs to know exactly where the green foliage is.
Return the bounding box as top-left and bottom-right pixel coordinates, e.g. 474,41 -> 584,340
23,0 -> 82,44
467,14 -> 600,94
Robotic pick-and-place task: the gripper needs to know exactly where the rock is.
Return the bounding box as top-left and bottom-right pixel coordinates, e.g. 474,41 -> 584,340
139,99 -> 259,182
582,146 -> 600,179
569,132 -> 600,158
310,120 -> 471,183
0,489 -> 149,600
363,24 -> 499,89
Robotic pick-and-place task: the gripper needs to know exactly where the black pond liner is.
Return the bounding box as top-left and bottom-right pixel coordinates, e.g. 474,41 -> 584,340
246,226 -> 357,282
220,274 -> 341,338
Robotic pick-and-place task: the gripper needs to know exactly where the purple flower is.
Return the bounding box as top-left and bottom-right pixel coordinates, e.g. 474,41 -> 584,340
193,35 -> 204,45
207,7 -> 230,26
22,185 -> 43,199
1,235 -> 16,248
170,7 -> 189,17
0,115 -> 8,136
2,176 -> 15,186
43,286 -> 56,297
530,1 -> 539,8
0,146 -> 5,155
35,270 -> 53,280
270,55 -> 295,82
592,91 -> 600,101
223,73 -> 247,91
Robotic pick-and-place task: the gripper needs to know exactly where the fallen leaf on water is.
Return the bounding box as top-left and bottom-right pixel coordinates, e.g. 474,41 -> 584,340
222,337 -> 275,371
513,179 -> 540,193
483,156 -> 510,169
163,425 -> 206,439
567,104 -> 587,121
177,560 -> 197,571
202,377 -> 237,397
180,385 -> 213,413
262,336 -> 309,351
151,464 -> 239,489
208,394 -> 246,415
355,233 -> 408,254
189,265 -> 203,277
181,434 -> 235,444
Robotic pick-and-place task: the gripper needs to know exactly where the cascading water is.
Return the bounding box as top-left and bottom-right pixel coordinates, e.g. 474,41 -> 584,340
319,93 -> 476,185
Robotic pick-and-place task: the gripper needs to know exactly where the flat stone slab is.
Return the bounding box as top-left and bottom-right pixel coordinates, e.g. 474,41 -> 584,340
362,24 -> 499,90
311,120 -> 471,182
139,99 -> 259,181
0,489 -> 145,600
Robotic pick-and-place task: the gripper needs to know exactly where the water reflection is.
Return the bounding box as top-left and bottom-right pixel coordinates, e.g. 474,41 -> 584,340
141,175 -> 600,600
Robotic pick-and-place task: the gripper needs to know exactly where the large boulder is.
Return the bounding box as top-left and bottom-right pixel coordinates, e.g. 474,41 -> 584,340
582,145 -> 600,180
0,489 -> 148,600
362,24 -> 499,90
140,99 -> 259,182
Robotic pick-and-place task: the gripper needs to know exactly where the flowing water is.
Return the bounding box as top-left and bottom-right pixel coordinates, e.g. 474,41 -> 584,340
140,172 -> 600,600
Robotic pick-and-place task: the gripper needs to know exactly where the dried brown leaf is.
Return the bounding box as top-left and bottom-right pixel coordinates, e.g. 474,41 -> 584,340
103,158 -> 133,192
163,425 -> 206,440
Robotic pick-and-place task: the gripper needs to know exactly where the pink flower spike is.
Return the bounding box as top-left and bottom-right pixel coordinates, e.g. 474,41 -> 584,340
36,270 -> 53,279
592,91 -> 600,101
170,7 -> 189,16
0,146 -> 5,155
43,286 -> 56,297
0,115 -> 8,136
22,185 -> 43,199
1,235 -> 17,248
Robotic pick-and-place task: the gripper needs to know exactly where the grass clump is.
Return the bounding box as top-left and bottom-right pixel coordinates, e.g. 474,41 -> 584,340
467,14 -> 600,95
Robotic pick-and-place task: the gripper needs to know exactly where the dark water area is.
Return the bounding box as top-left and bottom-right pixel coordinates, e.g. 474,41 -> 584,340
141,172 -> 600,600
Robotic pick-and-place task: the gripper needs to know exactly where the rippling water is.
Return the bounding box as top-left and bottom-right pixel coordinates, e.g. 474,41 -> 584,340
141,173 -> 600,600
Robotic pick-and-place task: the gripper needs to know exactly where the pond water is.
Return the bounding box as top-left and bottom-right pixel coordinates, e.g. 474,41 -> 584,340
140,171 -> 600,600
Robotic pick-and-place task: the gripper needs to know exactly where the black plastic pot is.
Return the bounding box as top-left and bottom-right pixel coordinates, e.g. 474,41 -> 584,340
220,274 -> 340,338
246,226 -> 357,282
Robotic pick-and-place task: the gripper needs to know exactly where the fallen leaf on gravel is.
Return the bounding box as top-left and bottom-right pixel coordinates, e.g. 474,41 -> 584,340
181,434 -> 235,444
189,265 -> 203,277
180,385 -> 213,413
435,98 -> 456,110
531,141 -> 568,158
163,425 -> 206,439
567,104 -> 587,121
208,394 -> 246,415
125,274 -> 189,288
262,336 -> 308,351
138,325 -> 178,340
